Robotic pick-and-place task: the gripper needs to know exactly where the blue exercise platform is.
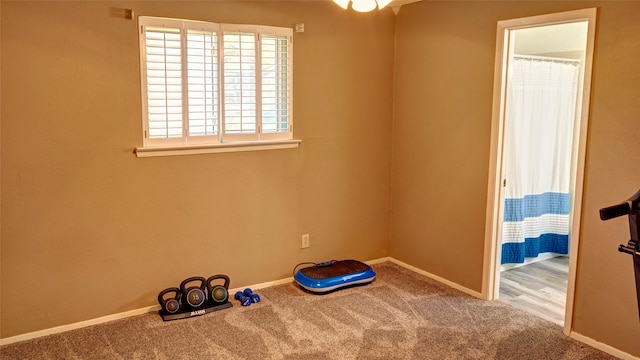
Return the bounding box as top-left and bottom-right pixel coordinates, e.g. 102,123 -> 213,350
293,259 -> 376,293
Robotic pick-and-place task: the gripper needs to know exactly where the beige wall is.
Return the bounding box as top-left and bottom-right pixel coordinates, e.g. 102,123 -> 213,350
3,0 -> 640,356
0,1 -> 394,338
392,0 -> 640,356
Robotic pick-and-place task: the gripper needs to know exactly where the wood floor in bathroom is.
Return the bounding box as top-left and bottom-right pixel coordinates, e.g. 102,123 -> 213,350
499,256 -> 569,326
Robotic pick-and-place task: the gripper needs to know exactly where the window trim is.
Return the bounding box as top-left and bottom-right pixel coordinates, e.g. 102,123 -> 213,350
136,16 -> 297,157
135,139 -> 301,158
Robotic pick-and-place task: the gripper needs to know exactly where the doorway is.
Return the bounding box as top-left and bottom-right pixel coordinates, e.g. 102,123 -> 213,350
482,8 -> 597,335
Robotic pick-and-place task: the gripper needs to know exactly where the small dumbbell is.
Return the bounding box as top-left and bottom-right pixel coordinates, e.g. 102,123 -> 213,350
243,288 -> 260,303
234,291 -> 252,306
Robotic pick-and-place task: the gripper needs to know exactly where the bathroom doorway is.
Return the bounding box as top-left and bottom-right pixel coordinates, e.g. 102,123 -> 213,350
483,8 -> 597,335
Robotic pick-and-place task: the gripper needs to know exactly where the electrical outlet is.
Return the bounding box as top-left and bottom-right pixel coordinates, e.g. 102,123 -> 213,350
301,234 -> 310,248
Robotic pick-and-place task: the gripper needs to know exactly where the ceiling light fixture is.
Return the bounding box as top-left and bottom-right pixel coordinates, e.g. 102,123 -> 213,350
333,0 -> 393,12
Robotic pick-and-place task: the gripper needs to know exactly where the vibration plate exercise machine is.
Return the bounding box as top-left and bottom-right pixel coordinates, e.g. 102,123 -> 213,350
600,189 -> 640,320
293,259 -> 376,294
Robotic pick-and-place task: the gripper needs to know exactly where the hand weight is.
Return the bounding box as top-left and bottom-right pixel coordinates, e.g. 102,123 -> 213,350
207,274 -> 230,305
157,287 -> 181,314
234,291 -> 252,306
180,276 -> 207,309
243,288 -> 260,303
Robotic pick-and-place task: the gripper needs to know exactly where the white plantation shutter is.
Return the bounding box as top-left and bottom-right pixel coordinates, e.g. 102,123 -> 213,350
260,30 -> 291,140
143,25 -> 183,141
139,17 -> 292,148
222,29 -> 258,141
185,23 -> 220,145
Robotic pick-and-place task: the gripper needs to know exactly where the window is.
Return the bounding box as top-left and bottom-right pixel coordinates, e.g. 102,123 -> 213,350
136,17 -> 297,157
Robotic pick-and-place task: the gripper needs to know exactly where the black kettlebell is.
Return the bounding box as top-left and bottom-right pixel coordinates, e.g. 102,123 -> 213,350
207,274 -> 230,305
157,287 -> 181,314
180,276 -> 207,309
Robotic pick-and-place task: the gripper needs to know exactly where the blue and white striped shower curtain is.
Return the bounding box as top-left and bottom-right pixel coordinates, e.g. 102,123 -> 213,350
501,56 -> 580,265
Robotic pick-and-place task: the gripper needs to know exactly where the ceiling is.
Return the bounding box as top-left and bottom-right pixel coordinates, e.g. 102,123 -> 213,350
390,0 -> 423,13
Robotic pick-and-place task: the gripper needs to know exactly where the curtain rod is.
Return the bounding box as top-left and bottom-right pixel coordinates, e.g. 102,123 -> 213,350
513,54 -> 581,64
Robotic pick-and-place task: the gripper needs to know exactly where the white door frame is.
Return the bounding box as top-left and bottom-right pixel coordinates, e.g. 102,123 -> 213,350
481,8 -> 597,336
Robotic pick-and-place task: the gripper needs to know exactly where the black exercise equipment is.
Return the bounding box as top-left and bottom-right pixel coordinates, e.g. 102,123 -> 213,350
207,274 -> 230,305
599,189 -> 640,320
157,287 -> 181,314
157,274 -> 233,321
180,276 -> 207,309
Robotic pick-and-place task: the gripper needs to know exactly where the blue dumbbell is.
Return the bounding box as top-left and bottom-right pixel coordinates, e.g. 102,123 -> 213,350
243,288 -> 260,303
234,291 -> 252,306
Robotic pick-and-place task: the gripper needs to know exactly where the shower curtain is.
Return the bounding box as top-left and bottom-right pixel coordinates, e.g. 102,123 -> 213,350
501,56 -> 580,265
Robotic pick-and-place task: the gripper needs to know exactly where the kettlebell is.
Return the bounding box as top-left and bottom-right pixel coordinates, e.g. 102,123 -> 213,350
158,287 -> 181,314
207,274 -> 230,305
180,276 -> 207,309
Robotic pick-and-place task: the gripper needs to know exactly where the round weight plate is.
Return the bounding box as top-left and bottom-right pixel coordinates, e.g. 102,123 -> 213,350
187,288 -> 205,307
166,299 -> 180,313
211,286 -> 228,303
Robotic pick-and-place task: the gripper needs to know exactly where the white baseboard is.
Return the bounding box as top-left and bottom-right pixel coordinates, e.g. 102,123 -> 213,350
1,258 -> 396,346
3,255 -> 635,360
366,256 -> 392,265
239,257 -> 391,292
570,331 -> 639,360
387,257 -> 484,299
229,277 -> 293,293
0,276 -> 299,347
0,305 -> 159,346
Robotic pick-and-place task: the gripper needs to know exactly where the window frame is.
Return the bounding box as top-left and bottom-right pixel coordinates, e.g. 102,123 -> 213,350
136,16 -> 297,157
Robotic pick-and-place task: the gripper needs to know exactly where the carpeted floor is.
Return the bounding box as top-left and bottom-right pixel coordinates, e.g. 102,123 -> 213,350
1,262 -> 617,359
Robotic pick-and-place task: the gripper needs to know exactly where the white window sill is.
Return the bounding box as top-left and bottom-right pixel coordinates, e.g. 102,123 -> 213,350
135,139 -> 301,158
